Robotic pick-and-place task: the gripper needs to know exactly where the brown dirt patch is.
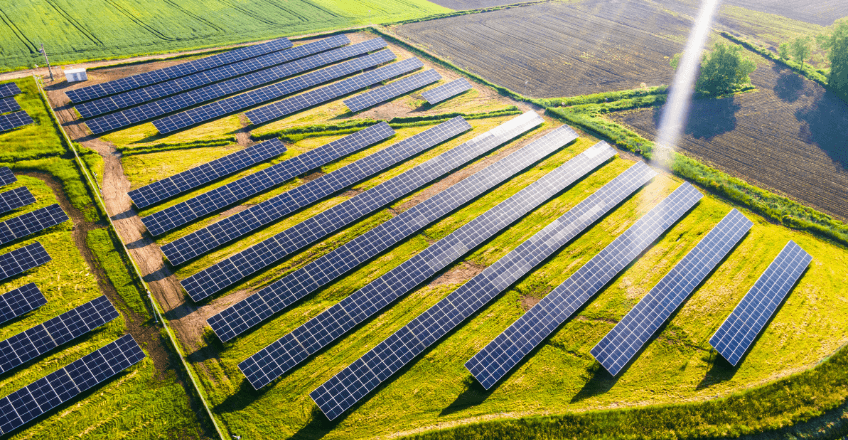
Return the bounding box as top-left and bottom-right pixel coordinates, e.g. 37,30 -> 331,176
520,294 -> 541,311
430,261 -> 486,286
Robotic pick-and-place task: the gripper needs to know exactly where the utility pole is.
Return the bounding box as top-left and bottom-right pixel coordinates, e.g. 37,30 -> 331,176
39,43 -> 54,82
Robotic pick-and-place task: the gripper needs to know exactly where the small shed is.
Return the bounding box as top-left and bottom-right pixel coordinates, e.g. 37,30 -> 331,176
64,68 -> 87,82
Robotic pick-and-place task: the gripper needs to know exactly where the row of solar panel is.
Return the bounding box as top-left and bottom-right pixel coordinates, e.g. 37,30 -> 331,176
0,187 -> 35,215
0,112 -> 33,133
0,204 -> 69,246
66,38 -> 292,103
0,83 -> 21,99
0,97 -> 21,115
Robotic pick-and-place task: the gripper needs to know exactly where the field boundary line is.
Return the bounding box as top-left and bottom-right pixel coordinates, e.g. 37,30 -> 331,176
33,75 -> 228,440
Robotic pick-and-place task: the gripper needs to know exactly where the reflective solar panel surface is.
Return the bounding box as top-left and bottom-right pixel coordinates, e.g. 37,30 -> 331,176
344,69 -> 441,112
422,78 -> 473,105
245,57 -> 423,126
0,168 -> 15,187
591,209 -> 753,376
76,36 -> 350,119
128,138 -> 288,209
0,112 -> 33,133
66,38 -> 292,103
309,159 -> 657,419
0,187 -> 36,215
0,97 -> 20,115
0,243 -> 51,282
0,204 -> 69,246
87,39 -> 388,135
240,131 -> 614,390
0,84 -> 21,99
0,296 -> 119,375
147,123 -> 394,239
0,284 -> 46,326
187,112 -> 542,304
466,183 -> 703,389
0,334 -> 145,435
709,241 -> 811,365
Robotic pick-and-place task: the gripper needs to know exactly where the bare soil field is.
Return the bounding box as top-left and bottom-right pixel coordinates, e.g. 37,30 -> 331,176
395,0 -> 692,98
426,0 -> 538,9
611,58 -> 848,221
724,0 -> 848,26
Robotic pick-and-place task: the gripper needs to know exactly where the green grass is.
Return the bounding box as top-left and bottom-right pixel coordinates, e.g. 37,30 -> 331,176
86,227 -> 151,320
0,78 -> 71,161
0,0 -> 450,72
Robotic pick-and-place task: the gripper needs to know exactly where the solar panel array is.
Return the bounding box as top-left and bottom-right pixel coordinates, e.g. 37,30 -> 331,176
128,138 -> 288,209
150,123 -> 394,244
0,243 -> 50,282
709,241 -> 811,366
591,209 -> 752,376
66,37 -> 292,103
0,187 -> 36,215
184,111 -> 543,302
0,284 -> 46,326
76,36 -> 350,119
0,84 -> 21,99
0,168 -> 15,187
0,204 -> 69,246
309,160 -> 657,419
0,334 -> 145,436
0,112 -> 33,133
0,296 -> 119,374
240,133 -> 613,389
87,40 -> 388,135
0,97 -> 20,115
245,57 -> 423,126
344,70 -> 441,112
465,183 -> 702,389
215,124 -> 578,345
161,119 -> 465,265
422,78 -> 473,105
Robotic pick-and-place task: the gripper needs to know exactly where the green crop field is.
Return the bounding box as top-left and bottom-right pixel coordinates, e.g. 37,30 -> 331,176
0,0 -> 450,72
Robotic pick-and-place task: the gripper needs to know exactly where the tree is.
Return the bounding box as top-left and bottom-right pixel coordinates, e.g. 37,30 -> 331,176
790,36 -> 812,70
687,42 -> 757,96
778,42 -> 790,60
818,20 -> 848,101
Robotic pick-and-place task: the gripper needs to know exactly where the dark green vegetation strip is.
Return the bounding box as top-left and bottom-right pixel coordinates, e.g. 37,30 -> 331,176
86,227 -> 151,319
723,32 -> 830,86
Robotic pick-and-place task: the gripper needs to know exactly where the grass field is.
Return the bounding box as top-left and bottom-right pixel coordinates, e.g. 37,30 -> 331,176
0,0 -> 449,72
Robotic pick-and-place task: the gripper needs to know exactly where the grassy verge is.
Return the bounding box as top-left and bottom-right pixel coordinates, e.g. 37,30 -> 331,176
86,228 -> 151,320
722,32 -> 829,86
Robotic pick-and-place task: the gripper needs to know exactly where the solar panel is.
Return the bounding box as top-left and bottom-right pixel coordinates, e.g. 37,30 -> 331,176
0,97 -> 20,115
466,183 -> 702,389
215,124 -> 580,346
149,123 -> 395,244
244,57 -> 423,127
0,296 -> 119,374
66,38 -> 293,103
0,84 -> 21,99
86,39 -> 388,135
309,160 -> 657,419
0,284 -> 46,326
239,135 -> 617,389
0,112 -> 33,133
0,187 -> 36,215
183,111 -> 543,303
0,334 -> 145,435
422,78 -> 473,105
128,138 -> 288,210
0,204 -> 69,246
709,241 -> 811,366
591,209 -> 752,376
160,118 -> 465,265
344,70 -> 441,112
76,36 -> 350,119
0,243 -> 50,282
0,168 -> 15,187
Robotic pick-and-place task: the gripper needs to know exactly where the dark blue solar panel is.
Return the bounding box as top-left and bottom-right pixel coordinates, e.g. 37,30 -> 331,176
0,187 -> 36,215
128,138 -> 288,209
66,37 -> 292,103
0,243 -> 51,282
466,183 -> 703,389
76,36 -> 349,119
0,168 -> 15,187
0,334 -> 145,435
309,160 -> 658,419
0,112 -> 33,133
244,57 -> 423,126
0,84 -> 21,99
344,70 -> 441,112
0,296 -> 118,374
86,39 -> 387,135
0,204 -> 69,246
709,241 -> 812,365
0,97 -> 20,115
185,112 -> 543,303
0,284 -> 46,325
592,209 -> 753,375
422,78 -> 473,105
